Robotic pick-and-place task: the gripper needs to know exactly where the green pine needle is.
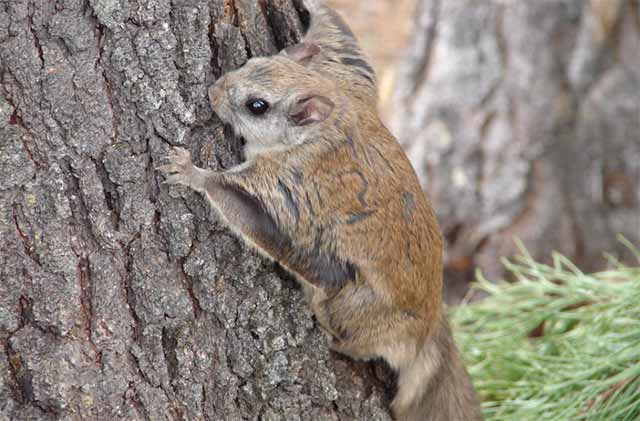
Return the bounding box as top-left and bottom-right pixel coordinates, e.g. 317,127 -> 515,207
451,245 -> 640,421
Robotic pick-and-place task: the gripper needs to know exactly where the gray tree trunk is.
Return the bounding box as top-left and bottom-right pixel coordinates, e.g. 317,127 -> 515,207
390,0 -> 640,300
0,1 -> 392,419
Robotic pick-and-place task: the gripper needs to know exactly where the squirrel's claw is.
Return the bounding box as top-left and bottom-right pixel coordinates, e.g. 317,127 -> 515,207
157,147 -> 194,187
162,174 -> 189,186
155,163 -> 177,174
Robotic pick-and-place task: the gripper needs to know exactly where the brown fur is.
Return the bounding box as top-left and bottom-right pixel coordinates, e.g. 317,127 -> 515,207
158,2 -> 482,419
287,1 -> 378,104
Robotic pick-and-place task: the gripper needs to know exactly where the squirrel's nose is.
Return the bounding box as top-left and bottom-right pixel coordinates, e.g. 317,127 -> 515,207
208,80 -> 225,109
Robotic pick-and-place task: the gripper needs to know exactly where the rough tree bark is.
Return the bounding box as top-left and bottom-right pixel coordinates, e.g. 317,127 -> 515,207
0,0 -> 392,419
390,0 -> 640,300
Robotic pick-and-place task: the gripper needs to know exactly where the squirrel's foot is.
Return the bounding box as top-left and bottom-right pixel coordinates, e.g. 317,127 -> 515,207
329,337 -> 375,361
157,147 -> 196,187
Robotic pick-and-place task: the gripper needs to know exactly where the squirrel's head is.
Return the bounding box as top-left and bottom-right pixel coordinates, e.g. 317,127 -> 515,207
208,53 -> 341,159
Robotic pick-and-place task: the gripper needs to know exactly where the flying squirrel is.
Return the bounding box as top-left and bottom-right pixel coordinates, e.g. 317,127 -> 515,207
158,1 -> 482,419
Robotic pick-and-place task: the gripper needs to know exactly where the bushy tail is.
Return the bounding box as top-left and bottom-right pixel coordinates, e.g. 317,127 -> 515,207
394,319 -> 483,421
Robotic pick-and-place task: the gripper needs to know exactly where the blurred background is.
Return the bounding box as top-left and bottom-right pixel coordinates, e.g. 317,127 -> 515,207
327,0 -> 418,110
329,0 -> 640,302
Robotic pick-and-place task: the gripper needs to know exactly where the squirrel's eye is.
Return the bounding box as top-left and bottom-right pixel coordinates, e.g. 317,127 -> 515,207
246,98 -> 269,115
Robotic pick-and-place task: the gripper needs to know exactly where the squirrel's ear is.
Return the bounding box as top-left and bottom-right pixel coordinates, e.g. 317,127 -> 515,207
281,42 -> 321,64
290,95 -> 334,126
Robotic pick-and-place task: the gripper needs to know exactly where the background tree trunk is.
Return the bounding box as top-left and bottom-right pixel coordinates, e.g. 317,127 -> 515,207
0,0 -> 392,419
390,0 -> 640,301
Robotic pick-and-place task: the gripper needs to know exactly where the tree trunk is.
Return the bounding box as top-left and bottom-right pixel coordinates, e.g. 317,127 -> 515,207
390,0 -> 640,300
0,1 -> 392,419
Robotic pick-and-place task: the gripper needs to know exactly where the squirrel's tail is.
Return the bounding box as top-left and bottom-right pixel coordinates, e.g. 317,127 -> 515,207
393,319 -> 483,421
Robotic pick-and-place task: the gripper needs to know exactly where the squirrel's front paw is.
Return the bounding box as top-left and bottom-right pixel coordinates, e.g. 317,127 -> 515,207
156,147 -> 194,186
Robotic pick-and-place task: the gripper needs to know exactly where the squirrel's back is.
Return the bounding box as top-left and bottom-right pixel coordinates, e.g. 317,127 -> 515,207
299,0 -> 377,103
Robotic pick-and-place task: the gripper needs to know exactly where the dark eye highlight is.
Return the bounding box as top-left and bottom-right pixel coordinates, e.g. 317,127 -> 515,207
246,98 -> 269,115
